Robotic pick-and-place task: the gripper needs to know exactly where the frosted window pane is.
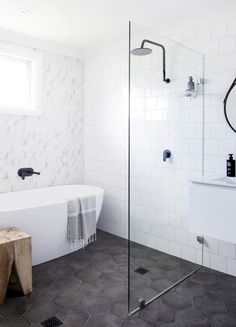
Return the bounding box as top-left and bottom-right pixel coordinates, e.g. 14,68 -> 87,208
0,55 -> 30,110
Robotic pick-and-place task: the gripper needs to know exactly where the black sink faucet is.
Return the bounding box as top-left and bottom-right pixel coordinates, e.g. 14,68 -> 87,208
18,168 -> 40,180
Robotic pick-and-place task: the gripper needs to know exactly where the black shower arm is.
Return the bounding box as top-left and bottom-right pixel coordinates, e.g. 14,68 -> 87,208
141,39 -> 170,83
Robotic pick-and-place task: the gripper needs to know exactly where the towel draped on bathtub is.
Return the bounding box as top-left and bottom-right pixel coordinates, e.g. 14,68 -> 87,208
67,196 -> 96,248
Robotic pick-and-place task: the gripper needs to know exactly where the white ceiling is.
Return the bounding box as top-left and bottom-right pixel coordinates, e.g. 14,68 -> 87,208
0,0 -> 235,50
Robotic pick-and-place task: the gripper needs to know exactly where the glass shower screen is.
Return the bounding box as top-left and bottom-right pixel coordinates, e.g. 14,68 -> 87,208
128,22 -> 204,314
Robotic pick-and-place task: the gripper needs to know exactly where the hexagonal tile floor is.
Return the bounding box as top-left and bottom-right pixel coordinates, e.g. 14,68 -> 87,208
0,230 -> 236,326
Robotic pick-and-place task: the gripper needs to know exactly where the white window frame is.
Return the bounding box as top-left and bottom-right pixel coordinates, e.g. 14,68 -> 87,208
0,42 -> 43,116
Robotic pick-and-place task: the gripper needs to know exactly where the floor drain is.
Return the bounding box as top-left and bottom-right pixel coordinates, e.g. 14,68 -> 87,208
41,316 -> 63,327
134,267 -> 150,275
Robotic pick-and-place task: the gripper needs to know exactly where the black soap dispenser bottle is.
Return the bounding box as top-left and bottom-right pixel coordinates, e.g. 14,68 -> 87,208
227,154 -> 235,177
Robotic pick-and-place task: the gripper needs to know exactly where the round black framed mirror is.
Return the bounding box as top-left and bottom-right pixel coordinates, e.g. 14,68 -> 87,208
224,78 -> 236,133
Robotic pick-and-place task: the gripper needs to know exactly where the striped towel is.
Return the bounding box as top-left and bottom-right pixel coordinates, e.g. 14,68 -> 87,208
67,196 -> 96,248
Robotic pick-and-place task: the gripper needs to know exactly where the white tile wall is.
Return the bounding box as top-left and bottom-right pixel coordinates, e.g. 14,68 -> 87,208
219,240 -> 236,259
0,49 -> 84,192
85,4 -> 236,276
210,253 -> 227,273
84,42 -> 129,238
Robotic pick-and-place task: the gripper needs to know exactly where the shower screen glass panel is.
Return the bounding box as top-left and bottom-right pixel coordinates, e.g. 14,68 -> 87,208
128,22 -> 204,314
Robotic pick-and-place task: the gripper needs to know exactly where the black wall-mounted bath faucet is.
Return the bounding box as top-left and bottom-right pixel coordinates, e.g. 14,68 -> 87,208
18,168 -> 40,180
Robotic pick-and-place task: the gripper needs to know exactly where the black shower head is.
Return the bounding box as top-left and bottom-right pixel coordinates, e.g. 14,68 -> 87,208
130,47 -> 152,56
130,39 -> 170,83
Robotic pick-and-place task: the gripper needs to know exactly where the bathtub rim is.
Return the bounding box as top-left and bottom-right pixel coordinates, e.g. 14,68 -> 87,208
0,184 -> 104,213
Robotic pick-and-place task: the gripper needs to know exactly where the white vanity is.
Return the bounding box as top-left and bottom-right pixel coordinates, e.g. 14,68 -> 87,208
189,177 -> 236,243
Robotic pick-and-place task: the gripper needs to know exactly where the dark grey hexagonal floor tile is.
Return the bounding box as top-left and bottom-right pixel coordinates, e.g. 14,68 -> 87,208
0,315 -> 30,327
86,312 -> 123,327
74,268 -> 101,282
145,266 -> 165,280
32,263 -> 55,278
179,261 -> 198,274
141,303 -> 175,325
57,308 -> 90,327
132,286 -> 158,303
105,246 -> 127,256
24,301 -> 59,323
113,254 -> 129,265
177,280 -> 206,297
86,243 -> 108,254
69,248 -> 90,260
157,260 -> 181,272
133,258 -> 157,269
130,247 -> 153,260
190,271 -> 217,285
103,284 -> 128,301
81,296 -> 111,314
68,257 -> 93,270
78,280 -> 105,297
99,270 -> 127,286
165,270 -> 192,283
27,285 -> 58,303
116,265 -> 128,276
2,230 -> 236,327
216,275 -> 236,292
158,322 -> 183,327
111,300 -> 129,319
206,283 -> 236,302
94,259 -> 120,272
54,289 -> 84,310
90,252 -> 112,263
211,312 -> 236,327
53,263 -> 78,278
32,272 -> 55,289
151,278 -> 173,293
130,273 -> 152,289
52,275 -> 81,292
193,294 -> 227,315
161,291 -> 192,309
122,316 -> 155,327
225,300 -> 236,313
0,297 -> 32,317
175,307 -> 210,326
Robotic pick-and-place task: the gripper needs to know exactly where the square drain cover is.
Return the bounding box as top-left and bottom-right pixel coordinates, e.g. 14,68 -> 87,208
135,267 -> 149,275
41,316 -> 63,327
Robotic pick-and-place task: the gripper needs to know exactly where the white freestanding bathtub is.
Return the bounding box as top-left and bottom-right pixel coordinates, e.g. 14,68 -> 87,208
0,185 -> 104,265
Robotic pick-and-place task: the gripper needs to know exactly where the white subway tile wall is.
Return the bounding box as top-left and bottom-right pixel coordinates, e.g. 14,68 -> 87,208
0,51 -> 84,192
85,4 -> 236,276
129,31 -> 204,273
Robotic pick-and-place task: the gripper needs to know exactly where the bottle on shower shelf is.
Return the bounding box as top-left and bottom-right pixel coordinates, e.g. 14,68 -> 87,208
227,154 -> 235,177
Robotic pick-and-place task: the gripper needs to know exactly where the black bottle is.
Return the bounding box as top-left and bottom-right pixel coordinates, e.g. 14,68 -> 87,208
227,154 -> 235,177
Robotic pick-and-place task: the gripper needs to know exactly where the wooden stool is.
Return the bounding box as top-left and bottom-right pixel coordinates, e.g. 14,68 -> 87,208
0,227 -> 32,303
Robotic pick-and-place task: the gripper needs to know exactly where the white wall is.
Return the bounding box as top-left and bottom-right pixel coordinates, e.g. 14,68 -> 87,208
162,4 -> 236,275
84,40 -> 128,238
0,42 -> 84,192
85,3 -> 236,276
129,32 -> 204,262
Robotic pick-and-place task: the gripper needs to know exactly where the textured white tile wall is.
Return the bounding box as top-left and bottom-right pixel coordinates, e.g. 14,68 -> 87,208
85,5 -> 236,276
0,49 -> 84,192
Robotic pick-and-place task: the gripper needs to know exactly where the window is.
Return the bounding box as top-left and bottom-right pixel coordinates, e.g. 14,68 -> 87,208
0,43 -> 42,115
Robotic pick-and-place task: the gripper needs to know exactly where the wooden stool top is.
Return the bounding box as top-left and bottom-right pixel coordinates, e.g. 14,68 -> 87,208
0,227 -> 30,245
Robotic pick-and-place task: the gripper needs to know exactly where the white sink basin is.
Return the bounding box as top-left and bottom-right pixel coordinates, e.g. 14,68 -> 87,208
189,177 -> 236,244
